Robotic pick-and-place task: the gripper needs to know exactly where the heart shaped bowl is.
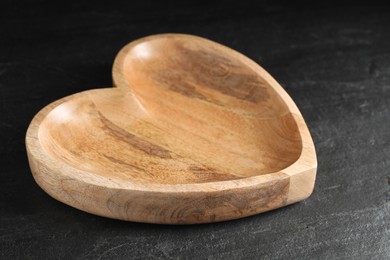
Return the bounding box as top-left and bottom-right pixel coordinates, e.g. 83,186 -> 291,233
26,34 -> 317,224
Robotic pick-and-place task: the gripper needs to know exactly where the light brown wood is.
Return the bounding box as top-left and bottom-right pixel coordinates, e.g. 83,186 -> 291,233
26,34 -> 317,224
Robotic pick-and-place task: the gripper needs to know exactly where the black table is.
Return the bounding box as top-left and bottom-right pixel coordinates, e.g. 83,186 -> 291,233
1,1 -> 389,259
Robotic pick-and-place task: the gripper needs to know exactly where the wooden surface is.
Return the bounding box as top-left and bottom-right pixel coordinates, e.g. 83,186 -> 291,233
26,34 -> 316,224
1,1 -> 389,258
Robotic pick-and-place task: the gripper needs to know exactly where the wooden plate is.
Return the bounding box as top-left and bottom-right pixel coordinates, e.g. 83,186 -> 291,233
26,34 -> 317,224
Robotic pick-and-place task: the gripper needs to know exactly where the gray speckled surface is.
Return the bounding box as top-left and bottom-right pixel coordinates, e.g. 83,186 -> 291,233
0,1 -> 389,259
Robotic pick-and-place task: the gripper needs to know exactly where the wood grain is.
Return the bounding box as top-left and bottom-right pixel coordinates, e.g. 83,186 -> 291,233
26,34 -> 317,224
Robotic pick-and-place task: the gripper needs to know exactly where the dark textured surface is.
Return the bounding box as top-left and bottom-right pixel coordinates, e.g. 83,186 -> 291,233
1,1 -> 389,259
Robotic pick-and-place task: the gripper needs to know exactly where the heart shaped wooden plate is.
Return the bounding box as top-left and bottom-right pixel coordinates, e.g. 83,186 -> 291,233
26,34 -> 317,224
